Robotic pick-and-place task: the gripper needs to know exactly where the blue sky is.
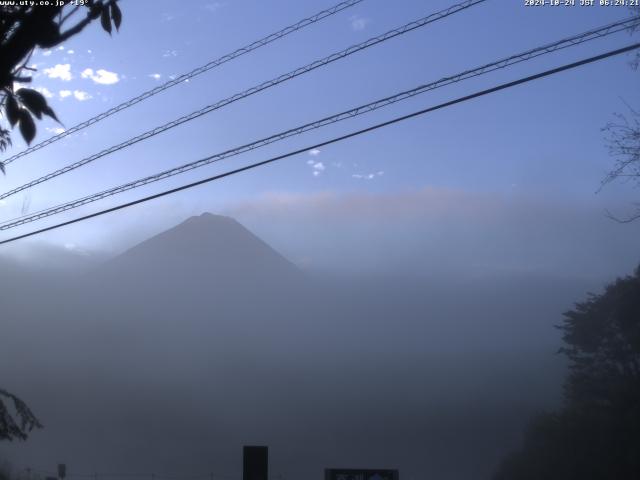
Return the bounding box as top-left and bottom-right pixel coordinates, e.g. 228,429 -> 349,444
0,0 -> 639,275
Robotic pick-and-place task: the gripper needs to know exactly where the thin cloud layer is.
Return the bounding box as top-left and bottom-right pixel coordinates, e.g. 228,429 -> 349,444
353,171 -> 384,180
350,15 -> 371,31
225,188 -> 640,278
5,188 -> 637,282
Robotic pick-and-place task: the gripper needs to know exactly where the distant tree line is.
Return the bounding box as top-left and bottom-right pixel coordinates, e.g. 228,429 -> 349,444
493,266 -> 640,479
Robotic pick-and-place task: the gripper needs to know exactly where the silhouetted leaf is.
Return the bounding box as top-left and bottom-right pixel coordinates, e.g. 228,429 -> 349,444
14,88 -> 60,123
101,6 -> 112,34
0,128 -> 12,152
42,105 -> 60,123
5,94 -> 20,127
110,2 -> 122,30
0,162 -> 5,175
88,2 -> 102,20
18,109 -> 36,145
0,389 -> 42,441
17,88 -> 47,119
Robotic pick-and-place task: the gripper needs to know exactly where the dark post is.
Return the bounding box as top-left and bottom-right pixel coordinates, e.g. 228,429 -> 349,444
243,446 -> 268,480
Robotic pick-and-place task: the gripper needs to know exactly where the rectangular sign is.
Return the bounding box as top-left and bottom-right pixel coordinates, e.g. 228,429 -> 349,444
243,446 -> 268,480
325,469 -> 399,480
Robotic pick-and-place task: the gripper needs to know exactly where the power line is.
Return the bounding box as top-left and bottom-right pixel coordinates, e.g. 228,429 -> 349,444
0,0 -> 365,166
1,42 -> 638,246
1,17 -> 637,230
0,0 -> 486,200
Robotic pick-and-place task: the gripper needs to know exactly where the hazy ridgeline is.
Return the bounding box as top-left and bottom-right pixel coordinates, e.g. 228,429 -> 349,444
0,214 -> 601,480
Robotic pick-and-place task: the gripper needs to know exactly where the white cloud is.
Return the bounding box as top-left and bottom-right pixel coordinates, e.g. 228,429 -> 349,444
352,174 -> 375,179
62,242 -> 91,257
81,68 -> 119,85
59,90 -> 72,98
308,148 -> 321,156
162,50 -> 178,58
306,160 -> 315,165
350,16 -> 371,31
35,87 -> 54,99
352,171 -> 383,180
149,73 -> 162,80
0,199 -> 6,207
42,50 -> 52,57
73,90 -> 92,101
46,127 -> 66,135
204,2 -> 225,13
67,49 -> 74,54
12,81 -> 29,91
57,45 -> 65,51
44,63 -> 72,81
310,162 -> 326,177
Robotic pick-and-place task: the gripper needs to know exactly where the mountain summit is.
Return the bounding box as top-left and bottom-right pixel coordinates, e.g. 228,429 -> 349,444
95,213 -> 300,292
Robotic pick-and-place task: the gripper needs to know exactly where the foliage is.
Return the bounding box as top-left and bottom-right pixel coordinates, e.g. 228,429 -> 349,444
600,6 -> 640,221
0,0 -> 123,169
493,266 -> 640,479
560,266 -> 640,409
0,0 -> 123,443
602,106 -> 640,222
0,462 -> 10,480
630,6 -> 640,70
0,389 -> 42,442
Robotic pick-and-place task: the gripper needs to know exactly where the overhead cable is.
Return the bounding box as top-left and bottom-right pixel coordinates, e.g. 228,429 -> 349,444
1,0 -> 366,166
1,42 -> 638,245
0,0 -> 487,199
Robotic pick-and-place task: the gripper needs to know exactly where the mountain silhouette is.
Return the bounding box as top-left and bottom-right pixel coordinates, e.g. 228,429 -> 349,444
94,213 -> 300,292
68,212 -> 310,352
